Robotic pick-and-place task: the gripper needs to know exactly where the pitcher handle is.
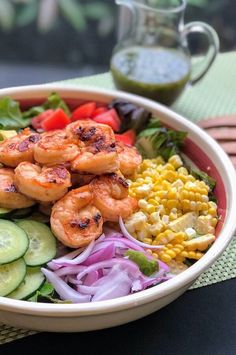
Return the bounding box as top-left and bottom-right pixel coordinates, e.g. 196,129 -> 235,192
182,21 -> 220,85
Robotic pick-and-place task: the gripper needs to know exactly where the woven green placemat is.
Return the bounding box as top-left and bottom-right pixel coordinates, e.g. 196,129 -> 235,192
1,51 -> 236,344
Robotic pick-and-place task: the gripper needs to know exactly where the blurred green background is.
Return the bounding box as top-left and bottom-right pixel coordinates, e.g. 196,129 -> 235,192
0,0 -> 234,87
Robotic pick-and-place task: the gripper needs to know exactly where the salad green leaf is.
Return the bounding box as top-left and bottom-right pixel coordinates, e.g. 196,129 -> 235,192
188,167 -> 216,191
125,250 -> 159,276
109,99 -> 150,133
28,282 -> 72,303
136,117 -> 187,160
28,282 -> 54,302
23,92 -> 71,119
0,97 -> 30,130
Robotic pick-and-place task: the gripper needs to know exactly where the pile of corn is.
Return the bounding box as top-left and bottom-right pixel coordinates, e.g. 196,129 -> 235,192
126,155 -> 218,268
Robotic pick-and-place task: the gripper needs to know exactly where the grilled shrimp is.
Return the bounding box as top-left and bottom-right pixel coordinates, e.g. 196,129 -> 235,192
0,128 -> 41,167
116,141 -> 142,176
67,120 -> 119,174
14,162 -> 71,202
51,186 -> 103,248
34,130 -> 80,165
71,173 -> 95,187
0,168 -> 35,209
91,173 -> 138,222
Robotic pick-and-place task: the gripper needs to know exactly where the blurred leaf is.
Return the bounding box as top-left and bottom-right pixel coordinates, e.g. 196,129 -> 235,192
59,0 -> 86,32
16,0 -> 38,27
187,0 -> 209,7
98,15 -> 114,36
37,0 -> 58,33
83,2 -> 111,20
0,0 -> 15,31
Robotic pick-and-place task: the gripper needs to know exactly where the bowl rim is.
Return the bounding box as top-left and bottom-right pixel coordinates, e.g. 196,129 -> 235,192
0,83 -> 235,317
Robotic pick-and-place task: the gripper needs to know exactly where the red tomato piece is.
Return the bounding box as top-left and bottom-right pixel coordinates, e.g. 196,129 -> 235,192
31,109 -> 54,130
115,130 -> 136,146
93,109 -> 121,132
71,102 -> 96,121
91,106 -> 108,118
41,108 -> 71,131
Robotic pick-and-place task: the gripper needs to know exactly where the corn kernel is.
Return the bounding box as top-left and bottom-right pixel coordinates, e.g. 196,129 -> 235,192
179,190 -> 189,200
195,192 -> 202,201
167,188 -> 177,199
150,212 -> 161,223
146,204 -> 156,214
149,222 -> 164,235
162,170 -> 178,182
156,191 -> 168,199
143,237 -> 153,244
188,251 -> 203,260
159,253 -> 172,263
211,217 -> 218,227
185,227 -> 197,239
182,199 -> 190,210
136,229 -> 151,241
166,250 -> 176,258
186,175 -> 195,182
184,234 -> 215,251
178,167 -> 188,175
148,198 -> 159,206
199,188 -> 209,195
162,215 -> 169,224
168,155 -> 183,169
163,163 -> 175,171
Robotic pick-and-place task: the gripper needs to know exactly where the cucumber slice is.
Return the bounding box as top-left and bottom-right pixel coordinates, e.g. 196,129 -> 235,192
0,258 -> 26,297
8,266 -> 45,300
10,207 -> 33,220
0,208 -> 14,219
0,219 -> 29,265
16,220 -> 57,266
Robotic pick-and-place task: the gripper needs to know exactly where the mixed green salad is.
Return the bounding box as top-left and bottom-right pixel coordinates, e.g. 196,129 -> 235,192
0,93 -> 217,303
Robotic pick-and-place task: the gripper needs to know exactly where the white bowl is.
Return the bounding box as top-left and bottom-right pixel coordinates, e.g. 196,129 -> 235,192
0,84 -> 235,332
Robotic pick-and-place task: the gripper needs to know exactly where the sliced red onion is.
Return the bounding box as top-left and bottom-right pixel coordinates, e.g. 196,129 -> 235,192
105,237 -> 145,252
83,243 -> 115,266
47,261 -> 61,271
83,270 -> 99,286
67,275 -> 82,285
91,267 -> 132,302
55,248 -> 84,261
77,258 -> 141,282
77,285 -> 98,295
41,268 -> 91,303
92,240 -> 129,254
119,217 -> 163,250
140,277 -> 163,289
50,234 -> 105,268
131,279 -> 143,292
53,240 -> 95,267
48,248 -> 84,270
55,265 -> 86,277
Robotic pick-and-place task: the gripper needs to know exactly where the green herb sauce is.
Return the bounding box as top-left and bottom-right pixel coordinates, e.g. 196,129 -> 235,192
110,47 -> 191,105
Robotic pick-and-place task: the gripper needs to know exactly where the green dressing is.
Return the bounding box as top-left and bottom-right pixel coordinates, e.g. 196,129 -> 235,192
111,47 -> 191,105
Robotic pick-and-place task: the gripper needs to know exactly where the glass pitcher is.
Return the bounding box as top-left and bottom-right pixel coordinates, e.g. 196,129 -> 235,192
110,0 -> 219,105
